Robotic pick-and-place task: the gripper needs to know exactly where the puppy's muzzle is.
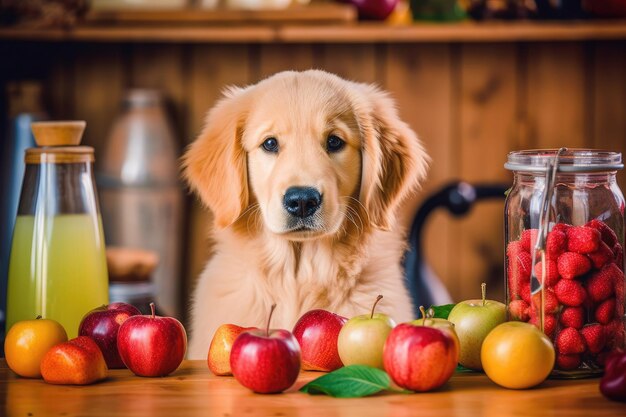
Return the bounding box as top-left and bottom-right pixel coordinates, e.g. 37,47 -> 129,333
283,186 -> 322,219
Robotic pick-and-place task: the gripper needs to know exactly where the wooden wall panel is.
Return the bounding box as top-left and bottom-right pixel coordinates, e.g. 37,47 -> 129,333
316,44 -> 378,83
72,45 -> 126,151
384,44 -> 457,302
526,43 -> 589,149
593,41 -> 626,189
455,44 -> 518,302
47,45 -> 76,120
183,45 -> 252,319
129,44 -> 188,144
257,44 -> 315,80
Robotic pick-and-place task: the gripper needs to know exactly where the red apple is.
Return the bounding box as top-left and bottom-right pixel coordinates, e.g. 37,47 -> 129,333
230,305 -> 301,394
78,302 -> 141,369
292,309 -> 347,371
383,309 -> 459,392
117,303 -> 187,377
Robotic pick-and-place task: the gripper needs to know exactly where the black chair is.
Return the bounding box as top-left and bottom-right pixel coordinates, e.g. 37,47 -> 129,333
403,181 -> 509,315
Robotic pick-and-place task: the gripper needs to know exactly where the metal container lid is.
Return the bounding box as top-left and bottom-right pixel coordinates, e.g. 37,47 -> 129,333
123,89 -> 162,108
505,149 -> 623,173
26,121 -> 93,164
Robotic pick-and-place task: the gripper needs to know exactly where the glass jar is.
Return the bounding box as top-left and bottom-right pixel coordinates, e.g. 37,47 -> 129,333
6,121 -> 109,338
504,149 -> 625,378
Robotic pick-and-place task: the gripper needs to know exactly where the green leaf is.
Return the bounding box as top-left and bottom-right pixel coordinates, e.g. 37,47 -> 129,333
455,364 -> 475,373
427,303 -> 456,319
299,365 -> 391,398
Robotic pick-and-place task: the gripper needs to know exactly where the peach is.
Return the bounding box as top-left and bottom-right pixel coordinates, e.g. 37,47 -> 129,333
40,336 -> 107,385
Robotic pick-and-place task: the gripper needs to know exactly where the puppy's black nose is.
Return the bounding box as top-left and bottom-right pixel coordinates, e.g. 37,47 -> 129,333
283,187 -> 322,218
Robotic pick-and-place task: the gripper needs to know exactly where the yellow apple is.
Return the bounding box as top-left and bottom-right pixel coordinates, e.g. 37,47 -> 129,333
207,324 -> 256,376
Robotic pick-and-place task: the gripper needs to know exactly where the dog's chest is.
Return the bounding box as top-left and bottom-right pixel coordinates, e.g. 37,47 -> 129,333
258,241 -> 362,317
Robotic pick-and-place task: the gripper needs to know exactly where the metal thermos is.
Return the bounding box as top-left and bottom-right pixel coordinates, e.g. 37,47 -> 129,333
97,89 -> 183,318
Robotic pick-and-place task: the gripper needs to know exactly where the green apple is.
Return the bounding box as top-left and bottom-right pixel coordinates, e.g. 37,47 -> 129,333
337,295 -> 396,369
410,306 -> 461,354
447,283 -> 506,370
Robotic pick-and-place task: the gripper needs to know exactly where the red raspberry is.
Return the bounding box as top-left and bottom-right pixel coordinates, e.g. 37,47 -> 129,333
586,264 -> 617,303
534,259 -> 560,287
588,241 -> 615,269
556,354 -> 581,370
555,279 -> 587,307
595,298 -> 616,325
556,327 -> 586,354
530,313 -> 557,337
559,306 -> 585,330
546,230 -> 567,258
509,299 -> 530,321
557,252 -> 592,280
613,243 -> 624,270
520,229 -> 539,252
586,219 -> 618,247
552,223 -> 571,234
566,226 -> 601,254
532,289 -> 559,314
580,323 -> 606,354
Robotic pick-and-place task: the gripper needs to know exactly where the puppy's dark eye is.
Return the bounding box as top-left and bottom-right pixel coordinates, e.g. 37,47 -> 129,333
262,137 -> 279,153
326,135 -> 345,153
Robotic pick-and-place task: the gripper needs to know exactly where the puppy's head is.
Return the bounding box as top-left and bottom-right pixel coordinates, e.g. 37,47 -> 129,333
183,70 -> 428,240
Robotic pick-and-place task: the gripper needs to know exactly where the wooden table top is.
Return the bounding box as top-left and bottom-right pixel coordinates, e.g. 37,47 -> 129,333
1,360 -> 623,417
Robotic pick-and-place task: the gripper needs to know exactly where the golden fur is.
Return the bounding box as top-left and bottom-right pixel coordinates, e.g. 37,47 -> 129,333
183,70 -> 429,359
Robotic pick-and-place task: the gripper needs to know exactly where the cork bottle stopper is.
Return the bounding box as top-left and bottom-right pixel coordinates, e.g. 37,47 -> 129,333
31,121 -> 86,147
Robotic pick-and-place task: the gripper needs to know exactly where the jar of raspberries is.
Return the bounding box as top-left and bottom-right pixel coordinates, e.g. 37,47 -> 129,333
504,149 -> 625,377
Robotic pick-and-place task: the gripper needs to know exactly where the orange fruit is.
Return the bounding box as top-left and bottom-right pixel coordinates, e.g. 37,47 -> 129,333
481,321 -> 555,389
5,317 -> 68,378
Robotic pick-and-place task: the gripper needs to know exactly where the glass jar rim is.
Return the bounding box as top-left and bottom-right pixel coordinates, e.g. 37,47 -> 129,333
505,149 -> 623,172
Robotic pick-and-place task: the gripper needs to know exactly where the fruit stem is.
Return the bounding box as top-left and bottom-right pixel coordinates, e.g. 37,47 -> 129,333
481,282 -> 486,307
150,302 -> 155,319
36,315 -> 42,320
371,295 -> 383,319
419,306 -> 426,325
266,304 -> 277,337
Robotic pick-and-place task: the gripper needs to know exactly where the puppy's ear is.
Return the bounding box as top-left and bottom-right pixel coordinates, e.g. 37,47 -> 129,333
358,86 -> 430,230
183,87 -> 250,229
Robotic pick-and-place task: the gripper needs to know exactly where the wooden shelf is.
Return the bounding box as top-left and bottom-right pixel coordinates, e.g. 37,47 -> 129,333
1,21 -> 626,43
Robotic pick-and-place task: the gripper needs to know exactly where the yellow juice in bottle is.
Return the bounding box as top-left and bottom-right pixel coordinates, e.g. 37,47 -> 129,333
7,214 -> 109,338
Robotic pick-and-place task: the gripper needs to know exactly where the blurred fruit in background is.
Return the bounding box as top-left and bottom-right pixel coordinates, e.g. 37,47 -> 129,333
411,0 -> 466,21
339,0 -> 399,20
465,0 -> 531,20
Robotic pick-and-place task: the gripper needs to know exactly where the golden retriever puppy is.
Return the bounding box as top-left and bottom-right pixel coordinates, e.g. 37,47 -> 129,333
183,70 -> 429,359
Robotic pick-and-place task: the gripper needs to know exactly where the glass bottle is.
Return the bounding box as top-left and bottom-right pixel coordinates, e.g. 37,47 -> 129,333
6,121 -> 109,338
504,149 -> 625,377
